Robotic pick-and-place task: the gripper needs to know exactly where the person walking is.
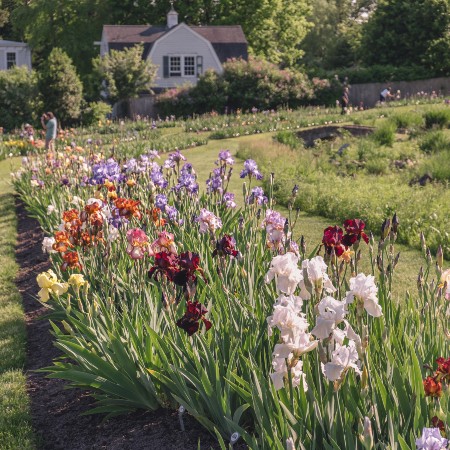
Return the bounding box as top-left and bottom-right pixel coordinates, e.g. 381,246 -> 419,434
41,112 -> 57,151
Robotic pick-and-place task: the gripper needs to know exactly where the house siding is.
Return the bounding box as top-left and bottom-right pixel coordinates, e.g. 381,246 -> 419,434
149,25 -> 222,89
0,43 -> 32,70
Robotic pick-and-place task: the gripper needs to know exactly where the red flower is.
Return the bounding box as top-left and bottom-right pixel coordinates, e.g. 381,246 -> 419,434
322,226 -> 345,256
176,300 -> 212,336
423,376 -> 442,397
431,416 -> 445,434
148,252 -> 179,281
61,251 -> 82,271
436,357 -> 450,379
342,219 -> 369,247
174,251 -> 206,287
212,235 -> 239,258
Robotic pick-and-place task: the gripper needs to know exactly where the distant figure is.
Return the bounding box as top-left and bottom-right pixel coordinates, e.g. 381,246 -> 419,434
341,86 -> 349,115
24,123 -> 34,142
41,112 -> 57,151
380,87 -> 394,103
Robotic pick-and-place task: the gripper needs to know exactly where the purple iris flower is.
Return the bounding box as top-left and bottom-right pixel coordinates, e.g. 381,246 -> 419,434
247,186 -> 268,205
155,194 -> 168,210
240,159 -> 263,180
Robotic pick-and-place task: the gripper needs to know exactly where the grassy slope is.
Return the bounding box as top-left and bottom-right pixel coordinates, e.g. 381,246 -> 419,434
0,157 -> 34,449
183,135 -> 424,299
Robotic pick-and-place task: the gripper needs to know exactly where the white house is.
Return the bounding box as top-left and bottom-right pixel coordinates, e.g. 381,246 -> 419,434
98,6 -> 248,90
0,40 -> 32,71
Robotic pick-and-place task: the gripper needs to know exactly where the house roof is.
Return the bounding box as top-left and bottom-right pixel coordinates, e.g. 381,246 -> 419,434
0,40 -> 29,47
102,24 -> 248,62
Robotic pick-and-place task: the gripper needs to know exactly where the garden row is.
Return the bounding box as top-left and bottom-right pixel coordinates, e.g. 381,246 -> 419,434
10,135 -> 449,448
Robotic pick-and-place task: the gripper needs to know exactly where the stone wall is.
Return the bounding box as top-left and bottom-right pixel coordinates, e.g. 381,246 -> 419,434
348,77 -> 450,107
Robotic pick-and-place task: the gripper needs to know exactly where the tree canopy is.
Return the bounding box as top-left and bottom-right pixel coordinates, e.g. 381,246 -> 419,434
93,44 -> 157,104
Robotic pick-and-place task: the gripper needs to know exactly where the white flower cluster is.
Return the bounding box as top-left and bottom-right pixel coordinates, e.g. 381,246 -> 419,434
265,253 -> 383,389
266,254 -> 318,391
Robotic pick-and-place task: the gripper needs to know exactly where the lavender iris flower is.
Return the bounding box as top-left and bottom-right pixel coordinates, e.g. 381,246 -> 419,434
240,159 -> 263,180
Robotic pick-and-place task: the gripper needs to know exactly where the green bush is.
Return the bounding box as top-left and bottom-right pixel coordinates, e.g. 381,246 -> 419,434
423,109 -> 450,129
156,57 -> 324,116
389,111 -> 423,130
307,64 -> 432,84
419,149 -> 450,181
366,157 -> 389,175
81,101 -> 112,127
372,121 -> 396,146
273,130 -> 303,149
418,130 -> 450,153
0,67 -> 41,131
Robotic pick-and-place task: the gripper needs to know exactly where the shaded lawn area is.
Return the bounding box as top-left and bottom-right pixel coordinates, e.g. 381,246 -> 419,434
0,157 -> 34,450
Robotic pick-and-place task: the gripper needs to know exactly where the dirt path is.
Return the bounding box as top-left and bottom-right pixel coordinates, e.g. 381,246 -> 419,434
15,198 -> 218,450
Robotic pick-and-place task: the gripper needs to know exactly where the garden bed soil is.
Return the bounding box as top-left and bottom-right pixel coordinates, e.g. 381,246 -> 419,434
15,198 -> 221,450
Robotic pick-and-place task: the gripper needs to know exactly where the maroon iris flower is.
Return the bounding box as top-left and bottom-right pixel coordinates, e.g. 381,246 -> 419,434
212,234 -> 239,258
342,219 -> 369,247
148,252 -> 179,281
176,300 -> 212,336
173,251 -> 206,286
322,226 -> 345,256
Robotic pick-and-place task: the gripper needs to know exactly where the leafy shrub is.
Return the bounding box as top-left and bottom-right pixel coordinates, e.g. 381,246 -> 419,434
423,109 -> 450,129
389,111 -> 423,130
372,121 -> 396,146
307,64 -> 432,84
156,57 -> 329,116
418,130 -> 450,153
0,67 -> 41,131
419,149 -> 450,181
366,157 -> 389,175
273,130 -> 303,149
81,101 -> 112,127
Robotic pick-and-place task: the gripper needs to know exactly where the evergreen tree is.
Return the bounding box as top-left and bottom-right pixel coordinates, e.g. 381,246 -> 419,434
39,48 -> 83,125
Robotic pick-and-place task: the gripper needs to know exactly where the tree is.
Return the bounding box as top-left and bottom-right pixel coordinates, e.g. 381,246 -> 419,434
11,0 -> 109,76
39,48 -> 83,125
218,0 -> 312,67
361,0 -> 450,70
0,66 -> 41,131
92,44 -> 157,104
300,0 -> 376,69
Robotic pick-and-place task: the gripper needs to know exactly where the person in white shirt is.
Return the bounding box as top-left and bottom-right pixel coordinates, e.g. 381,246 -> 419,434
380,87 -> 394,103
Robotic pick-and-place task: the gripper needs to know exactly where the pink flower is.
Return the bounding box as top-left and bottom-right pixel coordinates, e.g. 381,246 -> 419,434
126,228 -> 151,260
151,231 -> 177,254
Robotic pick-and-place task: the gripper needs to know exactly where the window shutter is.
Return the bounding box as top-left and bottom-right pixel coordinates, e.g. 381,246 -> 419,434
163,56 -> 169,78
196,55 -> 203,76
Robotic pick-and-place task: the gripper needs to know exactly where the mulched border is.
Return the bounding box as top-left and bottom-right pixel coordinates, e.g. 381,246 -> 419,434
15,197 -> 219,449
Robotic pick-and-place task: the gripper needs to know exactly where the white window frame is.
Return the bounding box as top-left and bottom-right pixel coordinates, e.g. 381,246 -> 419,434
168,55 -> 197,77
6,52 -> 17,70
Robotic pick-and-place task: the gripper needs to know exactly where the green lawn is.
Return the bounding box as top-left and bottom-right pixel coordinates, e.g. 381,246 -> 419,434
0,157 -> 34,450
183,135 -> 425,299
